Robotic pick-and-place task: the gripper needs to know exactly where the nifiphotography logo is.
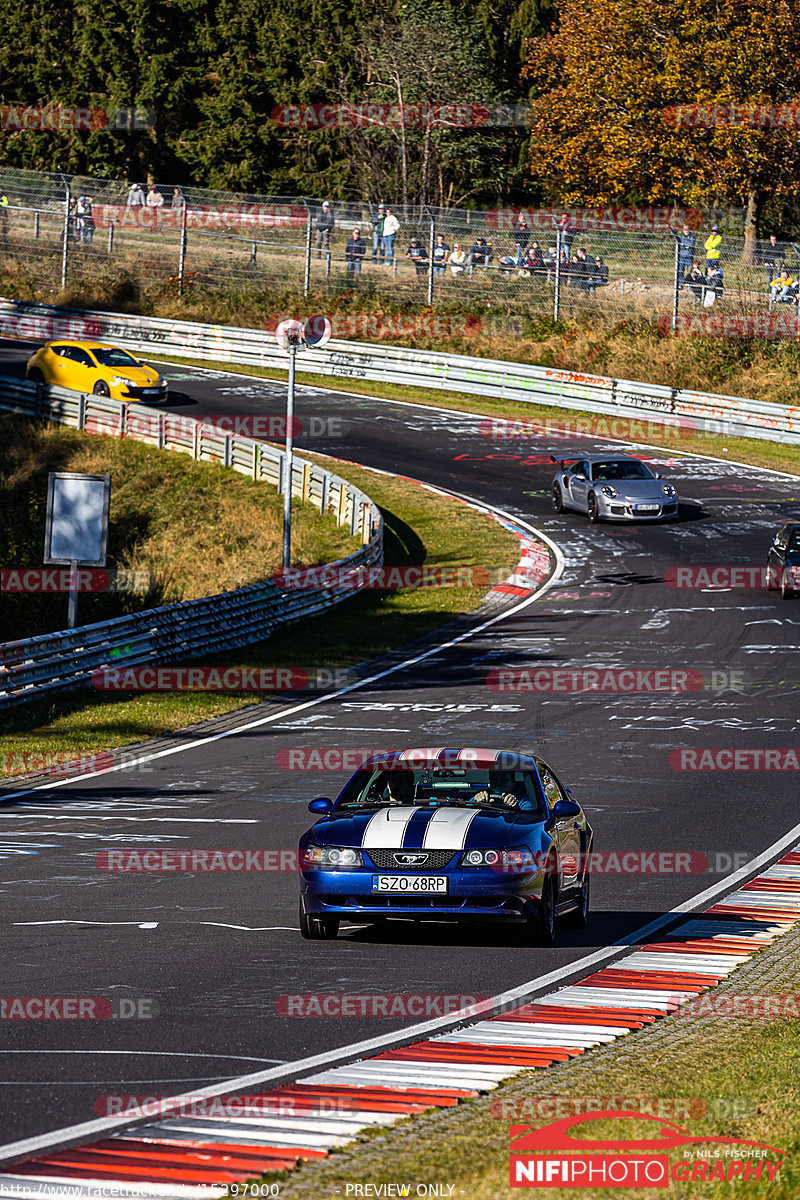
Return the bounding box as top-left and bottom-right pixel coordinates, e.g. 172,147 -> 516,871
508,1111 -> 785,1188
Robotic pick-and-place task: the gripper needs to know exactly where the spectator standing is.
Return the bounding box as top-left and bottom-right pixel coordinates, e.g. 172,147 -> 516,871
345,227 -> 366,276
669,222 -> 695,282
684,261 -> 705,304
763,234 -> 784,286
76,195 -> 94,244
704,224 -> 722,269
448,243 -> 466,276
513,213 -> 530,264
146,186 -> 164,227
371,203 -> 385,262
0,190 -> 8,243
553,211 -> 576,257
382,207 -> 400,264
126,182 -> 145,207
171,187 -> 186,210
315,201 -> 335,258
432,234 -> 450,276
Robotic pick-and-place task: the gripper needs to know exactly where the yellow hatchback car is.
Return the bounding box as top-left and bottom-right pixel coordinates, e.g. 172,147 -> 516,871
26,341 -> 168,402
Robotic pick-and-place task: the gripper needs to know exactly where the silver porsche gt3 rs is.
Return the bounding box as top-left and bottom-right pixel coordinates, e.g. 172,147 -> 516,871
551,455 -> 679,522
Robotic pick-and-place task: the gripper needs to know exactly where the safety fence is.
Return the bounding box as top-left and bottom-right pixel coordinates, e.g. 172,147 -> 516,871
0,374 -> 383,708
1,297 -> 798,445
0,165 -> 795,333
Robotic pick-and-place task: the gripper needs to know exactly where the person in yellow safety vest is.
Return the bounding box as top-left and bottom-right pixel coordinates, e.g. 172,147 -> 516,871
0,193 -> 8,242
704,224 -> 722,268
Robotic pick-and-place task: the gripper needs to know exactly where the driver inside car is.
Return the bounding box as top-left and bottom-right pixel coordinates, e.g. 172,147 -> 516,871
471,771 -> 534,809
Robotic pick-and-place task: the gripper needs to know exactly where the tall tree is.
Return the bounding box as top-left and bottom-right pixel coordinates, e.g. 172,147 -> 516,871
523,0 -> 800,253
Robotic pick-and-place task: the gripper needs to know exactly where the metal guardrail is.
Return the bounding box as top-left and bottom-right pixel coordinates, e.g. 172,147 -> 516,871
1,297 -> 798,445
0,375 -> 382,708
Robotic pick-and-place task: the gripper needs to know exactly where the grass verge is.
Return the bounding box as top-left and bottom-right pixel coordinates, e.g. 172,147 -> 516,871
0,413 -> 357,642
0,460 -> 520,768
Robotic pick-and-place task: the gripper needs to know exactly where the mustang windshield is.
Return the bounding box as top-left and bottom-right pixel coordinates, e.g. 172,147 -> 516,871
336,767 -> 543,814
591,460 -> 655,481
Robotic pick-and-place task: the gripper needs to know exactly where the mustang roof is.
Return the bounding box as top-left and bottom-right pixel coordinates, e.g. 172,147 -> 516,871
361,747 -> 538,770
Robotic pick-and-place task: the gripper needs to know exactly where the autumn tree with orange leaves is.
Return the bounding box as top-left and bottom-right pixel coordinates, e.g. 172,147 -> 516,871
524,0 -> 800,256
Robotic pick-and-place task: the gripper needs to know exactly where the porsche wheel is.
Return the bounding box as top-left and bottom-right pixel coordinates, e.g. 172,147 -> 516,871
587,492 -> 600,523
299,902 -> 339,940
552,484 -> 564,513
93,381 -> 110,396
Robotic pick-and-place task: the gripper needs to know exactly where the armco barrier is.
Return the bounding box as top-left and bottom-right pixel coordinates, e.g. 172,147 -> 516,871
2,297 -> 799,444
0,376 -> 382,709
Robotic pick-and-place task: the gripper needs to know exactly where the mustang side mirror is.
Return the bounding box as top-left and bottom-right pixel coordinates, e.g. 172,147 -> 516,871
551,798 -> 580,821
308,797 -> 333,815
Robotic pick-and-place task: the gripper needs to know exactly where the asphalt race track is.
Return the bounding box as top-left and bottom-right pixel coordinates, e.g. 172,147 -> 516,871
0,339 -> 798,1148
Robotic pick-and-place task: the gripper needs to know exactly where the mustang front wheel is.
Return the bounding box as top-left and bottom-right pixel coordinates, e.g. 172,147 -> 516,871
299,902 -> 339,940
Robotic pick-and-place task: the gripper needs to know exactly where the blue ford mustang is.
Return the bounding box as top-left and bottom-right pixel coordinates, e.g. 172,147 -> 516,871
298,748 -> 593,945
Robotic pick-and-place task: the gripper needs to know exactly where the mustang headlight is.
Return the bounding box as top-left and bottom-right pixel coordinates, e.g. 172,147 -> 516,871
302,843 -> 362,868
600,486 -> 617,498
462,847 -> 538,873
662,484 -> 676,497
110,376 -> 137,387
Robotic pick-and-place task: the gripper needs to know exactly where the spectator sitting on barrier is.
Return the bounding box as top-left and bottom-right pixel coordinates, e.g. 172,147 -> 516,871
146,185 -> 164,209
684,261 -> 705,304
405,238 -> 429,275
448,243 -> 466,276
542,245 -> 557,273
763,234 -> 785,286
126,182 -> 145,207
467,238 -> 492,274
498,253 -> 518,275
705,261 -> 724,300
567,254 -> 582,287
595,256 -> 609,287
770,267 -> 796,303
432,234 -> 450,275
519,242 -> 545,275
576,246 -> 598,290
345,227 -> 366,276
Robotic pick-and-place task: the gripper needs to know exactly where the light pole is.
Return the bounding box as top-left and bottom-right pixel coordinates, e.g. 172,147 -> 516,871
274,315 -> 332,570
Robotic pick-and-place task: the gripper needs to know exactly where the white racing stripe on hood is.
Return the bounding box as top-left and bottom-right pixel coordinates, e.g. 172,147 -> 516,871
361,807 -> 422,849
421,808 -> 480,850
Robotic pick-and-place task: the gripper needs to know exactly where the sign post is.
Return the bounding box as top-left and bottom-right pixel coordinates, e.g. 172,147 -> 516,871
44,472 -> 111,628
274,317 -> 332,569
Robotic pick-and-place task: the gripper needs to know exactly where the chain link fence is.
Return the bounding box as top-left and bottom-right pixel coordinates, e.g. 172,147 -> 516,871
0,165 -> 797,335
